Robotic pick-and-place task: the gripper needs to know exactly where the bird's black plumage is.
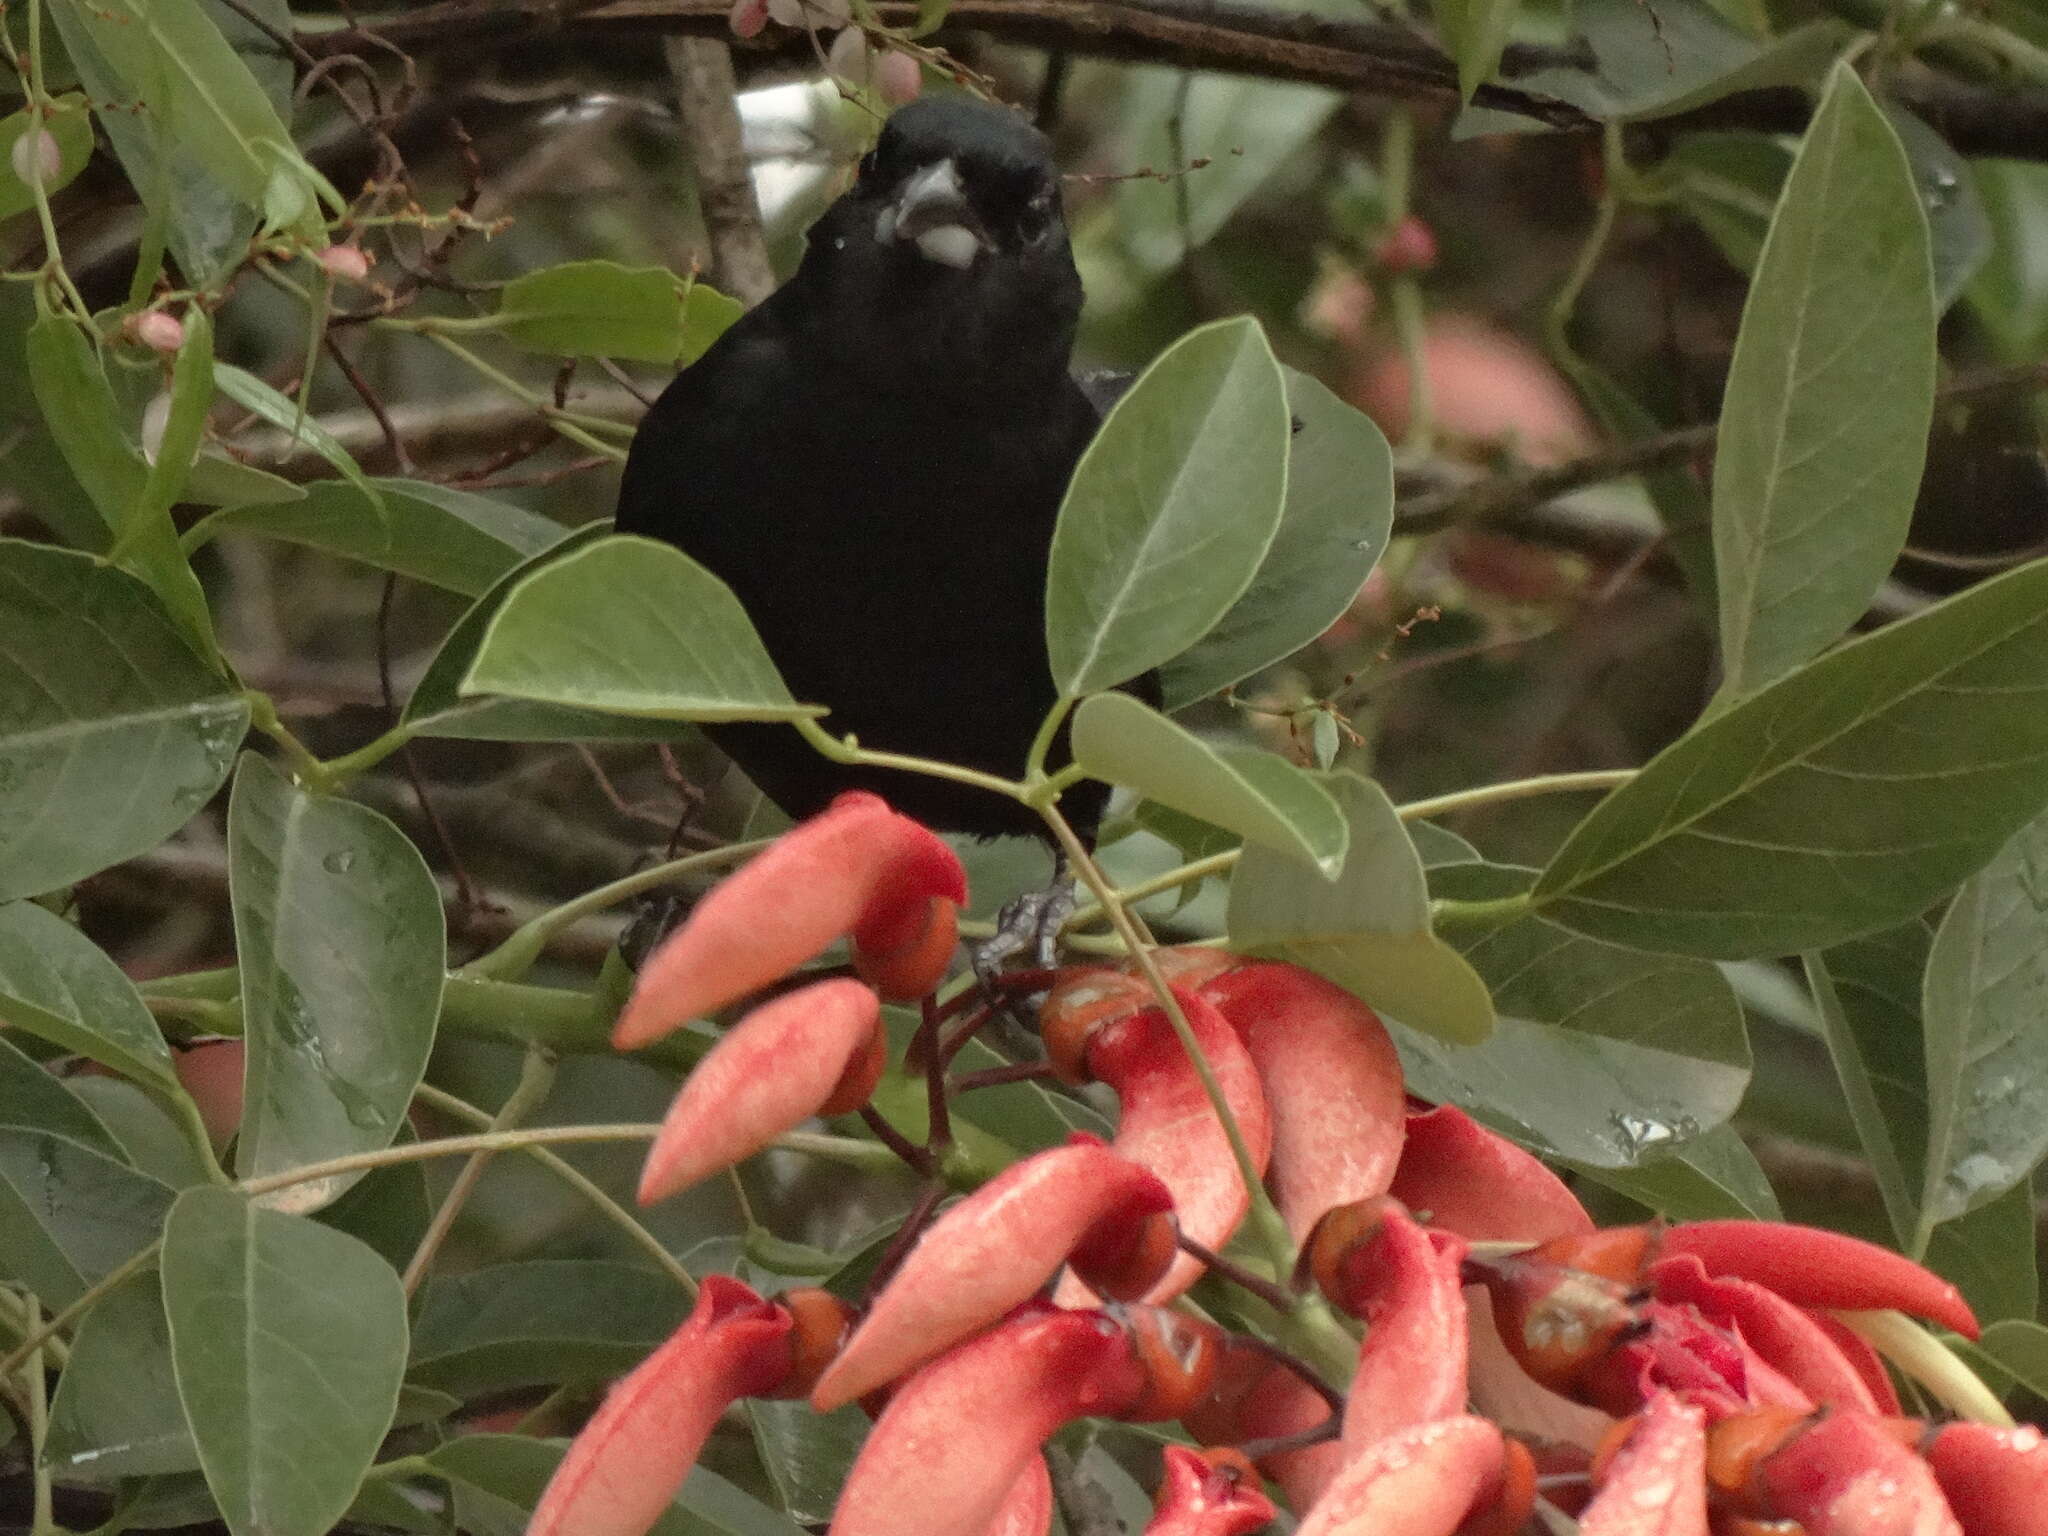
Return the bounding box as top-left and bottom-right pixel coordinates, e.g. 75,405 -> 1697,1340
619,95 -> 1140,843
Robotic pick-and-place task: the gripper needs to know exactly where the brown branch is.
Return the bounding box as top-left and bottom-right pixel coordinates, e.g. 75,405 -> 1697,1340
665,37 -> 779,307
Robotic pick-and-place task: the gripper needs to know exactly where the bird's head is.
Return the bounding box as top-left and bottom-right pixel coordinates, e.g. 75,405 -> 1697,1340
803,95 -> 1083,388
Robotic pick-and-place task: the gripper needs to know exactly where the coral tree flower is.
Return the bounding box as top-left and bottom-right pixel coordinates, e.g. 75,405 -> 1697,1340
637,976 -> 886,1203
614,790 -> 965,1047
528,1277 -> 796,1536
809,1135 -> 1176,1410
1142,1446 -> 1277,1536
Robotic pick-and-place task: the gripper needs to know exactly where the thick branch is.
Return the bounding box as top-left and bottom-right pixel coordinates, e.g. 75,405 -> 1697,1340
664,36 -> 778,307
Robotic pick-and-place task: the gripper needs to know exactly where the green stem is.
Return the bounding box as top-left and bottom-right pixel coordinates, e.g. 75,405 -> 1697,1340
402,1049 -> 559,1294
0,1245 -> 158,1382
236,1122 -> 664,1200
243,690 -> 334,790
1024,696 -> 1074,783
1919,13 -> 2048,82
459,839 -> 771,982
154,1084 -> 231,1186
1396,768 -> 1635,822
412,1083 -> 695,1292
22,1294 -> 52,1536
412,331 -> 630,460
1039,804 -> 1297,1282
794,716 -> 1028,801
1430,892 -> 1535,931
1832,1309 -> 2014,1427
1546,122 -> 1626,389
315,723 -> 419,787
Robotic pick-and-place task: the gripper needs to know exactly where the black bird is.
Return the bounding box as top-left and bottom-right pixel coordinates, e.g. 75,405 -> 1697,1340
618,93 -> 1145,847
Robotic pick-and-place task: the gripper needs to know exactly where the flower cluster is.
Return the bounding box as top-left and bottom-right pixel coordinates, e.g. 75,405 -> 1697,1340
527,793 -> 2036,1536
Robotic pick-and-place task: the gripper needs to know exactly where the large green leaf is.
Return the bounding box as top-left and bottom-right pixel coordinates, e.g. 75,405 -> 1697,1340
0,1129 -> 175,1309
409,1261 -> 689,1395
187,478 -> 568,597
43,1270 -> 197,1482
162,1188 -> 408,1536
26,310 -> 218,659
0,901 -> 176,1092
1159,370 -> 1393,707
1568,1123 -> 1782,1220
1919,806 -> 2048,1231
1408,863 -> 1749,1166
215,365 -> 381,510
1046,317 -> 1290,697
0,1036 -> 123,1156
1228,772 -> 1493,1043
0,541 -> 246,901
45,0 -> 325,235
1803,922 -> 1934,1248
1969,160 -> 2048,362
1071,693 -> 1346,875
227,754 -> 443,1209
405,535 -> 692,742
1927,1180 -> 2038,1327
748,1399 -> 869,1525
1531,554 -> 2048,958
462,534 -> 817,722
491,261 -> 692,363
1885,107 -> 1990,314
1713,65 -> 1935,700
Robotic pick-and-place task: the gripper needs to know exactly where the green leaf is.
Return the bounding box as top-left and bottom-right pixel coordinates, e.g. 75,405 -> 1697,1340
1111,74 -> 1340,274
748,1400 -> 868,1525
427,1437 -> 807,1536
0,901 -> 177,1091
314,1131 -> 430,1272
0,286 -> 104,550
1229,771 -> 1493,1043
227,754 -> 443,1210
1573,366 -> 1718,611
162,1187 -> 408,1536
44,1271 -> 197,1482
0,1129 -> 175,1309
1072,693 -> 1346,874
181,449 -> 307,508
0,541 -> 246,901
45,0 -> 324,236
1159,370 -> 1393,707
69,1077 -> 213,1189
1885,108 -> 1990,313
1409,862 -> 1749,1166
1927,1180 -> 2038,1327
681,282 -> 744,365
1919,806 -> 2048,1232
1803,924 -> 1933,1249
0,94 -> 94,219
409,1261 -> 689,1396
1532,554 -> 2048,958
123,309 -> 215,563
188,478 -> 568,597
215,364 -> 383,510
1568,1123 -> 1783,1220
1975,1319 -> 2048,1398
405,527 -> 694,742
1968,160 -> 2048,362
1046,317 -> 1291,697
462,534 -> 817,723
493,261 -> 690,362
1713,64 -> 1935,700
0,1035 -> 122,1156
26,309 -> 220,660
1437,0 -> 1523,99
1659,133 -> 1795,275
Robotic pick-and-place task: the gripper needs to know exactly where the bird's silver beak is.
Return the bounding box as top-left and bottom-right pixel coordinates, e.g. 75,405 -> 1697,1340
874,158 -> 992,270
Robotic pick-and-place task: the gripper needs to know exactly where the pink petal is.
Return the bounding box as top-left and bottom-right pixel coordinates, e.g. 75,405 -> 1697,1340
1925,1423 -> 2048,1536
1578,1395 -> 1707,1536
1334,1204 -> 1470,1456
1391,1102 -> 1591,1243
1295,1416 -> 1506,1536
1142,1446 -> 1277,1536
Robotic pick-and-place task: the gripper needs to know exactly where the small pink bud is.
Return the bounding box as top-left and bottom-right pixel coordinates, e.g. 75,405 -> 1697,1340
729,0 -> 771,37
316,243 -> 372,283
9,126 -> 60,187
875,49 -> 923,105
129,310 -> 186,354
1375,215 -> 1438,274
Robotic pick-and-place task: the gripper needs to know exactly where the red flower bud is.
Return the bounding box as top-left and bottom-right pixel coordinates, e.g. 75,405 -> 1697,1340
638,978 -> 885,1203
809,1135 -> 1173,1409
1116,1305 -> 1228,1423
1143,1445 -> 1277,1536
1295,1416 -> 1507,1536
1578,1395 -> 1708,1536
1054,985 -> 1271,1304
1748,1410 -> 1961,1536
828,1305 -> 1146,1536
1392,1101 -> 1592,1244
1196,961 -> 1405,1241
763,1286 -> 855,1401
529,1276 -> 794,1536
1924,1422 -> 2048,1536
615,792 -> 966,1046
1654,1223 -> 1978,1341
1313,1200 -> 1470,1458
